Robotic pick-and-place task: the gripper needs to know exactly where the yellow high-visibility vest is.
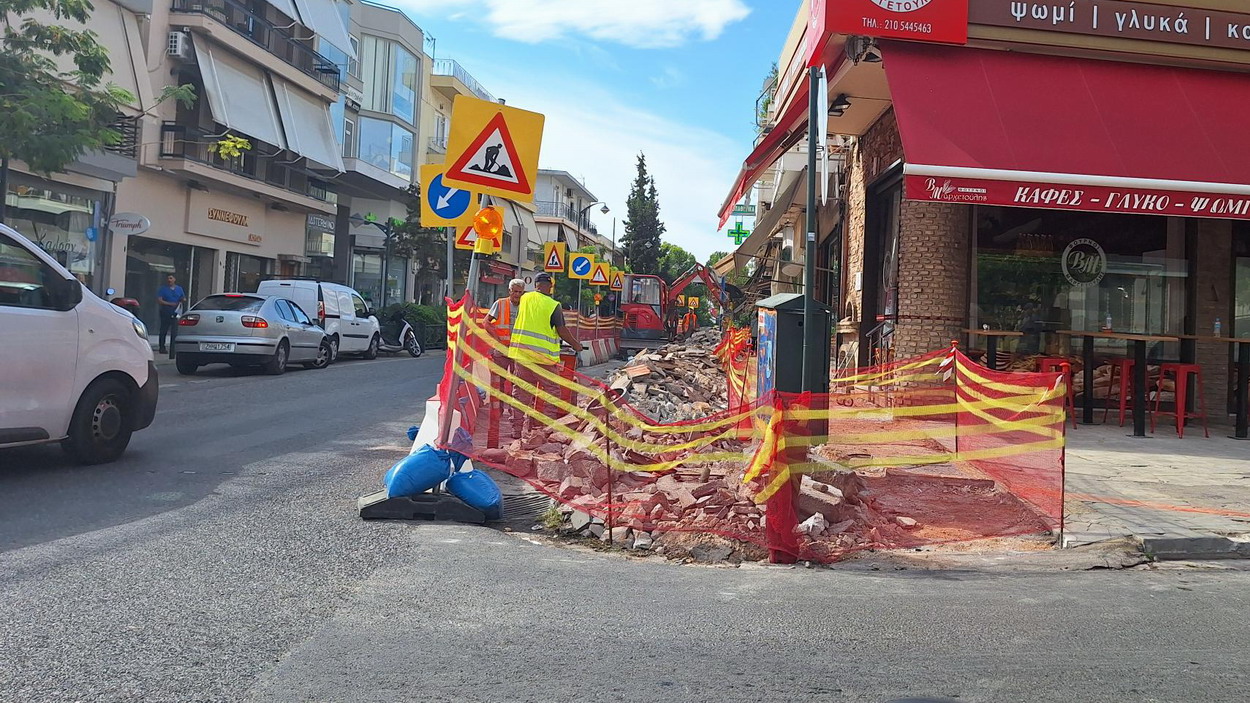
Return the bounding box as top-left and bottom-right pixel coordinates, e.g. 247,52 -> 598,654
507,291 -> 561,365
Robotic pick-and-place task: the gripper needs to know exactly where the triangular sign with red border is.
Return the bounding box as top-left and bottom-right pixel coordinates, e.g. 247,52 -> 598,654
454,225 -> 477,250
445,112 -> 532,197
589,263 -> 610,286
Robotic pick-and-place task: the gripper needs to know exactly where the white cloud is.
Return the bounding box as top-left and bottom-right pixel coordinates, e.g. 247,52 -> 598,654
477,70 -> 742,262
399,0 -> 751,48
649,65 -> 686,89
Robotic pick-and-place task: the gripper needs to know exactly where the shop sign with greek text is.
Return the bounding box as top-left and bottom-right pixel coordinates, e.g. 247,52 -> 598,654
1062,238 -> 1106,287
824,0 -> 970,45
906,174 -> 1250,221
970,0 -> 1250,52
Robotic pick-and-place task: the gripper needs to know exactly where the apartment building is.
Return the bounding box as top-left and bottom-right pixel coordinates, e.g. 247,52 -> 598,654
531,169 -> 614,281
108,0 -> 351,330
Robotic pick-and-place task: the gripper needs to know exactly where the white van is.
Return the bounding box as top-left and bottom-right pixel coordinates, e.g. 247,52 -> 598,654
0,225 -> 158,464
256,279 -> 382,360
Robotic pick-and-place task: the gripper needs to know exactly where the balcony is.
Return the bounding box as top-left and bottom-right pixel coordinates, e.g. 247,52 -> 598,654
432,59 -> 494,102
159,122 -> 337,210
535,200 -> 598,235
106,114 -> 140,159
426,135 -> 446,155
171,0 -> 341,92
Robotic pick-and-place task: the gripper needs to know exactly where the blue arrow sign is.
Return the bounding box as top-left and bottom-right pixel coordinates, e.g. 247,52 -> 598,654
571,255 -> 593,277
427,174 -> 472,220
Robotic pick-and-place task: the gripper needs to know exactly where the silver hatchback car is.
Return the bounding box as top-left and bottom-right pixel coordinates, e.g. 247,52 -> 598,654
173,294 -> 331,375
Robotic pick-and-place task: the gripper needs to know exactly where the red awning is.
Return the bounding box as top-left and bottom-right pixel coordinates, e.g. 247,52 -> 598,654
886,41 -> 1250,219
717,80 -> 811,229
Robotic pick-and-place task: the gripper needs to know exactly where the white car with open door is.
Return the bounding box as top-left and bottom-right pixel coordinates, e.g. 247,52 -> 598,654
0,225 -> 158,464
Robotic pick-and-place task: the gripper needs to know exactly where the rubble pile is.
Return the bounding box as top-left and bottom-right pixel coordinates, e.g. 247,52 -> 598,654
606,328 -> 728,423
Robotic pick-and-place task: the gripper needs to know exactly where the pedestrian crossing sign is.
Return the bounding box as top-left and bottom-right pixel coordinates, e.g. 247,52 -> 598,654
443,95 -> 545,202
589,262 -> 610,286
609,269 -> 624,291
543,242 -> 566,272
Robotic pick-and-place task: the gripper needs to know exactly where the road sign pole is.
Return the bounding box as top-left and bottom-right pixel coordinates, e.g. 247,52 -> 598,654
445,226 -> 454,299
575,279 -> 582,342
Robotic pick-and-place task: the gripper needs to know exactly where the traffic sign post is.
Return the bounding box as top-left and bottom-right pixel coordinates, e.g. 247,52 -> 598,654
609,268 -> 624,292
543,241 -> 567,272
443,95 -> 545,202
568,253 -> 595,280
419,163 -> 477,226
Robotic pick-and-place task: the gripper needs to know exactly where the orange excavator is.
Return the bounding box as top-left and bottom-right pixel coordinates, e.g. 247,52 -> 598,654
619,263 -> 741,354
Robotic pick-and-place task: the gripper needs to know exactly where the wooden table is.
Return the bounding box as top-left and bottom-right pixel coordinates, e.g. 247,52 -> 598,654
1057,330 -> 1178,437
963,329 -> 1023,371
1174,334 -> 1250,440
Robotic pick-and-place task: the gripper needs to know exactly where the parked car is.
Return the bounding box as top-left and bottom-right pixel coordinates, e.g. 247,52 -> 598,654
256,279 -> 382,360
0,224 -> 158,464
173,294 -> 331,375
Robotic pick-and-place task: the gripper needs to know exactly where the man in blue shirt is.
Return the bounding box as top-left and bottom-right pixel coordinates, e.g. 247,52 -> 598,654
157,274 -> 185,353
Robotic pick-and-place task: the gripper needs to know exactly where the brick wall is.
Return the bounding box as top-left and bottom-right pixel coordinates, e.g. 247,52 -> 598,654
1192,218 -> 1233,424
842,110 -> 905,325
893,201 -> 970,358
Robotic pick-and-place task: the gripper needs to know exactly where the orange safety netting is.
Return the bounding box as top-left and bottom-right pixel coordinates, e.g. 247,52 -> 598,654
436,294 -> 1067,562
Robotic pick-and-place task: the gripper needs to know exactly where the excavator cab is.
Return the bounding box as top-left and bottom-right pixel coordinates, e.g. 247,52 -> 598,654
621,274 -> 667,345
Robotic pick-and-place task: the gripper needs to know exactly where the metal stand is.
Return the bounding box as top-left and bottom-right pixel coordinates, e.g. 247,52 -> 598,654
1131,339 -> 1149,438
1080,335 -> 1095,425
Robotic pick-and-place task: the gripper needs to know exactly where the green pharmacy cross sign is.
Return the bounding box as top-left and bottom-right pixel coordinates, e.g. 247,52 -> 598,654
727,222 -> 751,246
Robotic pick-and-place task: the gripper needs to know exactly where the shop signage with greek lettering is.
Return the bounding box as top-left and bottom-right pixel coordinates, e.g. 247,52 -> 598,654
906,174 -> 1250,221
208,208 -> 249,227
822,0 -> 969,45
1062,238 -> 1106,287
971,0 -> 1250,52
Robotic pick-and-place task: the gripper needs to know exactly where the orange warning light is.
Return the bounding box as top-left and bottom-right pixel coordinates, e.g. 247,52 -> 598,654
471,206 -> 504,240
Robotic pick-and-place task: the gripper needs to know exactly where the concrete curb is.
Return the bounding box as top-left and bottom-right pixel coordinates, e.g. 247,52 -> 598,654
1140,535 -> 1250,561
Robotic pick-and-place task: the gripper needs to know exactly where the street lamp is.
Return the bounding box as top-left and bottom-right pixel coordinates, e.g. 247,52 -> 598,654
350,212 -> 403,310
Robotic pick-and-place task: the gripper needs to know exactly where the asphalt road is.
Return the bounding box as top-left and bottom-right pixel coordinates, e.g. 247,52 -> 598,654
2,354 -> 1249,702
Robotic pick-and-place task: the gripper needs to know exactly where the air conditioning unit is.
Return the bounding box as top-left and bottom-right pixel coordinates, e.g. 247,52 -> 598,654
167,31 -> 193,61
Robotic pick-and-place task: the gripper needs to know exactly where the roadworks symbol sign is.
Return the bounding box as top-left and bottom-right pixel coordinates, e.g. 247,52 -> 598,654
454,225 -> 477,250
543,241 -> 567,272
609,270 -> 624,291
443,96 -> 545,201
589,262 -> 610,286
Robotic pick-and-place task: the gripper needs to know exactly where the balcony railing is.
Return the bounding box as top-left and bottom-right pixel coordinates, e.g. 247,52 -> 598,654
171,0 -> 341,92
432,58 -> 494,102
535,200 -> 598,234
427,135 -> 446,154
105,114 -> 140,159
159,122 -> 336,204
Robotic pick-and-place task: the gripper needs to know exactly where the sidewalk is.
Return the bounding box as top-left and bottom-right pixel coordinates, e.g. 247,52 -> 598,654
1063,422 -> 1250,558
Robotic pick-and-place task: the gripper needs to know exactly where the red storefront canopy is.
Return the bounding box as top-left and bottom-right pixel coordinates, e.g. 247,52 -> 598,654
717,80 -> 811,229
886,41 -> 1250,219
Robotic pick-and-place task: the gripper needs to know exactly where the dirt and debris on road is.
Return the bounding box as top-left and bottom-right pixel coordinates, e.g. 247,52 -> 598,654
607,328 -> 727,423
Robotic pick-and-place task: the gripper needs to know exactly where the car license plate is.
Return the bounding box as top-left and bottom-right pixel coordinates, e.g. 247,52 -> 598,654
200,342 -> 235,352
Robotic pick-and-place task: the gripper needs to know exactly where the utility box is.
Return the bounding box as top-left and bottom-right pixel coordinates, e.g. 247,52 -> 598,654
756,293 -> 832,395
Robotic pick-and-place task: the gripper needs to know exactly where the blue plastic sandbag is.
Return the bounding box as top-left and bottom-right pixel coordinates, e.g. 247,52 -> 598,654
384,445 -> 453,498
446,469 -> 503,521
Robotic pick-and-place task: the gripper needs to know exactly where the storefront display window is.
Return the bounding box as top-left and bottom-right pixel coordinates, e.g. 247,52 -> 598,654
973,207 -> 1186,356
225,252 -> 272,293
353,251 -> 382,304
125,236 -> 215,330
5,179 -> 103,292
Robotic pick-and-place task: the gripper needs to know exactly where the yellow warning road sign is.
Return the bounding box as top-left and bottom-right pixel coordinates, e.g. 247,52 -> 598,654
419,163 -> 477,227
568,253 -> 596,280
543,242 -> 567,272
688,296 -> 701,309
454,225 -> 476,250
589,262 -> 610,286
443,95 -> 544,202
609,269 -> 624,291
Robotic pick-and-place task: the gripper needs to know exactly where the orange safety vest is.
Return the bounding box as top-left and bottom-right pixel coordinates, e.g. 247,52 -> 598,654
490,298 -> 515,345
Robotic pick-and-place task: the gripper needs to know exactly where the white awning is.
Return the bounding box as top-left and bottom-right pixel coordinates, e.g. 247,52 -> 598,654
293,0 -> 354,59
272,79 -> 344,172
264,0 -> 300,22
193,40 -> 286,149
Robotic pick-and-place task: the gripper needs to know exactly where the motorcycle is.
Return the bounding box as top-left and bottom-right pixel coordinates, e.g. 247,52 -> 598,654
378,310 -> 423,357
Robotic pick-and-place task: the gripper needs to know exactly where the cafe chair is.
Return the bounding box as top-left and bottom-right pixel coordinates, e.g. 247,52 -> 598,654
1038,358 -> 1078,429
1102,358 -> 1136,427
1151,363 -> 1210,439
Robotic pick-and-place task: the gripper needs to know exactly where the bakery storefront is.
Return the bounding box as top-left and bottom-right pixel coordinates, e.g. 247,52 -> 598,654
733,0 -> 1250,419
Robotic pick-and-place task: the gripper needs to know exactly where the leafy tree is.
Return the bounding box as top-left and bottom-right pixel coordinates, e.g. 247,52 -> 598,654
657,242 -> 696,284
621,153 -> 665,274
0,0 -> 134,219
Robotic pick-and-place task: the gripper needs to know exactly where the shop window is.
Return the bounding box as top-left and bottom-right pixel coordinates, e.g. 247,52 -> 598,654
973,207 -> 1185,357
4,181 -> 101,291
124,236 -> 214,330
225,252 -> 272,293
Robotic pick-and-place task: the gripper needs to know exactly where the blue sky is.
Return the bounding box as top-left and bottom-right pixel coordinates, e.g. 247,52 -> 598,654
392,0 -> 800,261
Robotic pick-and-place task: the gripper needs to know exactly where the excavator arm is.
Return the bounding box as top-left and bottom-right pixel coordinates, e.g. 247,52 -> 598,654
667,263 -> 740,309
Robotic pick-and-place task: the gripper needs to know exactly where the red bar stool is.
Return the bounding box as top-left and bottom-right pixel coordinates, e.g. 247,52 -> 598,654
1102,358 -> 1136,427
1038,358 -> 1078,429
1151,363 -> 1210,439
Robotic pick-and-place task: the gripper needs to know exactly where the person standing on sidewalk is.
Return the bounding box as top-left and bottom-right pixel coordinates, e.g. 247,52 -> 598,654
156,274 -> 185,353
507,273 -> 582,437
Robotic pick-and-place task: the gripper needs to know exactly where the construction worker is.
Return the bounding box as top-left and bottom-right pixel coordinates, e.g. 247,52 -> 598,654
507,273 -> 583,437
486,278 -> 525,348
